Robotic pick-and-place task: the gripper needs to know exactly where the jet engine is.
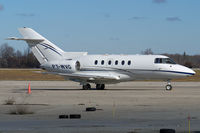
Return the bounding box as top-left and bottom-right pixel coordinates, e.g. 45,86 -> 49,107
56,60 -> 81,73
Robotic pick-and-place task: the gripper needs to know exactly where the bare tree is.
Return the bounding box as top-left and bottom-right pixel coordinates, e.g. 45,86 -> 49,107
141,48 -> 154,55
0,44 -> 16,67
0,44 -> 39,68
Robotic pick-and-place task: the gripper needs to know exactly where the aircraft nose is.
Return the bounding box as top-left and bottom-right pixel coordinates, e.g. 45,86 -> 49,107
185,67 -> 196,76
190,69 -> 196,75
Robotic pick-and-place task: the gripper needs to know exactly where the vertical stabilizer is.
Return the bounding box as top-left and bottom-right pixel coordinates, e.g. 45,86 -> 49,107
18,27 -> 64,64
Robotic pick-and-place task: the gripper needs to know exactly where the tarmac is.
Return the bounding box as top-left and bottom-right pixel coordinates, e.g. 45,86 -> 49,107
0,81 -> 200,133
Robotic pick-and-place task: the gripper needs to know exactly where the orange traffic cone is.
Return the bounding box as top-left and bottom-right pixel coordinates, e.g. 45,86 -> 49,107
28,83 -> 31,94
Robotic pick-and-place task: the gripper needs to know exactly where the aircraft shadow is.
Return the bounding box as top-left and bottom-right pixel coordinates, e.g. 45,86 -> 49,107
20,88 -> 159,91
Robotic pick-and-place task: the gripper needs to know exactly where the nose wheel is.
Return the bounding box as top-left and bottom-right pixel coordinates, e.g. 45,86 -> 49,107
166,84 -> 172,91
165,80 -> 172,91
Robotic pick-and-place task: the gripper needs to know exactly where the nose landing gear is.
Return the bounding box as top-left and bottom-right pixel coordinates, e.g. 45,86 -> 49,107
165,80 -> 172,91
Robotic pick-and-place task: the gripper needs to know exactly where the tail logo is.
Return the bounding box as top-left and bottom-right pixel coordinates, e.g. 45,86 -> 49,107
39,43 -> 62,56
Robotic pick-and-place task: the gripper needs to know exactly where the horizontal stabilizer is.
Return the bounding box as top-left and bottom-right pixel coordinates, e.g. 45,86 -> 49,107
6,37 -> 44,42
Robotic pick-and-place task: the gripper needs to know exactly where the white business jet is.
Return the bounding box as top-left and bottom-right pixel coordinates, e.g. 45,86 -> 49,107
7,27 -> 195,90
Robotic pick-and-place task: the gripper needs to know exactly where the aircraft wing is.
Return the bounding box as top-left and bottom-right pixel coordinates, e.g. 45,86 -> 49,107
38,70 -> 131,83
59,72 -> 121,81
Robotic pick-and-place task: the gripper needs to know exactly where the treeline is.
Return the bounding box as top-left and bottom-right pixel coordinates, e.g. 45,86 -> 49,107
164,53 -> 200,68
142,48 -> 200,68
0,43 -> 39,68
0,44 -> 199,68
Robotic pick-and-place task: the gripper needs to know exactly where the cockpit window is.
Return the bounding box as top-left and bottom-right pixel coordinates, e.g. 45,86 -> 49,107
154,58 -> 176,64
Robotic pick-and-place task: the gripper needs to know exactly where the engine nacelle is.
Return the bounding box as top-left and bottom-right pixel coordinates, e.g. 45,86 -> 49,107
42,60 -> 81,73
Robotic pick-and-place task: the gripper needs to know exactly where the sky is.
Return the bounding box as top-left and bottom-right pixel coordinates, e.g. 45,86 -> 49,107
0,0 -> 200,55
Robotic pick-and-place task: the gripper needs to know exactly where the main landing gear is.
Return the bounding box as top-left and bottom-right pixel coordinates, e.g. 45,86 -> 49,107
82,84 -> 91,90
165,80 -> 172,91
96,84 -> 105,90
82,83 -> 105,90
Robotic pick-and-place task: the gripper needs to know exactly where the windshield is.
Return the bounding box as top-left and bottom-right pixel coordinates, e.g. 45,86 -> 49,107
154,58 -> 176,64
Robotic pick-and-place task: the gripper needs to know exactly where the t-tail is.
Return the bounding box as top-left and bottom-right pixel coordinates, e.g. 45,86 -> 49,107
7,27 -> 64,64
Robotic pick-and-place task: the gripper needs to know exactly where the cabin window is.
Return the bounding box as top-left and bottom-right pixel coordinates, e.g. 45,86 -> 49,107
121,60 -> 125,65
101,60 -> 104,65
94,60 -> 98,65
115,60 -> 118,65
128,60 -> 131,65
108,60 -> 112,65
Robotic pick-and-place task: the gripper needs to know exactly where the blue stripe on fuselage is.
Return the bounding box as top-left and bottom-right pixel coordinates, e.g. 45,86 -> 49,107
80,67 -> 195,76
154,70 -> 195,76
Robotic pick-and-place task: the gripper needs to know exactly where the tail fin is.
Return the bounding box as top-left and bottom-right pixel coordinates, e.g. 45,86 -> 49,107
17,27 -> 64,64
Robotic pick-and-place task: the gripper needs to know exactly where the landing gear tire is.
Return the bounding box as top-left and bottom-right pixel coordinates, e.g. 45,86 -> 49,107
82,84 -> 91,90
165,84 -> 172,91
96,84 -> 105,90
160,129 -> 175,133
